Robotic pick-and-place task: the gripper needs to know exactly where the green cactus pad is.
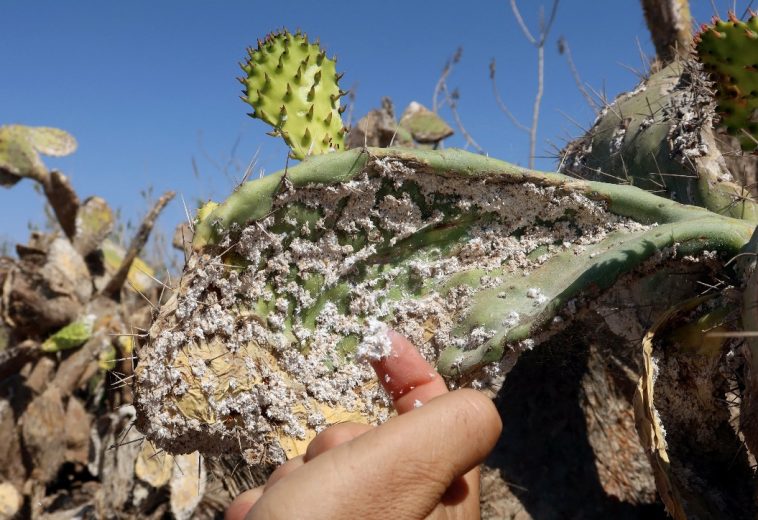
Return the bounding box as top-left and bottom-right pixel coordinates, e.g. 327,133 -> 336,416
399,102 -> 454,144
136,148 -> 754,462
240,30 -> 346,160
41,316 -> 94,353
696,13 -> 758,151
560,63 -> 758,221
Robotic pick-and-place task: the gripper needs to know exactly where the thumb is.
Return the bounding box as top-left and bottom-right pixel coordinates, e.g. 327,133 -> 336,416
248,388 -> 501,519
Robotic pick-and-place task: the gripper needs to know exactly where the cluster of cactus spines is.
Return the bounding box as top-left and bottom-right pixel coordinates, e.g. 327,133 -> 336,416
136,147 -> 754,463
695,11 -> 758,151
240,30 -> 347,160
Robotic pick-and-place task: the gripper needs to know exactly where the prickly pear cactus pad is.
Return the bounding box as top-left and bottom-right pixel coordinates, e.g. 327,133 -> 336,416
134,148 -> 754,464
696,13 -> 758,151
560,62 -> 758,222
240,30 -> 346,160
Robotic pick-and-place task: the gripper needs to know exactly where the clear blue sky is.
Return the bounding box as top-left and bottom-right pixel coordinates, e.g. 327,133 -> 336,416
0,1 -> 737,247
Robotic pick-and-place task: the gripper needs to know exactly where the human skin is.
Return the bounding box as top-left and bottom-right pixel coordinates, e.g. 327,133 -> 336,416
225,330 -> 503,520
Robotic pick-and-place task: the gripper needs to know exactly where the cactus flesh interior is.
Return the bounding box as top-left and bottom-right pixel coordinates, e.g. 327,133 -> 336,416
135,148 -> 754,463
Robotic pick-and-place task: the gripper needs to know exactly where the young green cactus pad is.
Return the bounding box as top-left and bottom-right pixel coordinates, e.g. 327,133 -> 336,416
41,315 -> 94,353
134,148 -> 754,464
240,30 -> 346,160
695,13 -> 758,151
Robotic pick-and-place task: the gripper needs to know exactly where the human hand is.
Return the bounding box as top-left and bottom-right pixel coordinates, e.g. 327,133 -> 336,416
226,330 -> 502,520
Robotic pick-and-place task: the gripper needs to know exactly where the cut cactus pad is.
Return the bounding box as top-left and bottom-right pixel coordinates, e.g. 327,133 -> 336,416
240,30 -> 346,160
135,148 -> 754,464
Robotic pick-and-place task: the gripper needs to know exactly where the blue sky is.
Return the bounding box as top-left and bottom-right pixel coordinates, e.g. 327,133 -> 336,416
0,1 -> 739,247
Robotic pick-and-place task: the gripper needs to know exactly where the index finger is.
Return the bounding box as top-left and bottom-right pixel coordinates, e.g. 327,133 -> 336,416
370,329 -> 449,414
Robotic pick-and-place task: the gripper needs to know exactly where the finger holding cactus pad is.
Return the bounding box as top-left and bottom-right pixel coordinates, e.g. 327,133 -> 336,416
240,29 -> 347,160
695,12 -> 758,151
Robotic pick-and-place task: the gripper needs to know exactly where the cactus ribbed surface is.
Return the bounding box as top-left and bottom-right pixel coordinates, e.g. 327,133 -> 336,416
135,148 -> 754,463
696,13 -> 758,151
240,30 -> 346,160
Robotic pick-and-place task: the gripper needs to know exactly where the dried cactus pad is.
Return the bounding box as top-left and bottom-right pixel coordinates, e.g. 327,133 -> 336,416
696,13 -> 758,151
135,148 -> 753,463
240,30 -> 346,160
0,125 -> 77,186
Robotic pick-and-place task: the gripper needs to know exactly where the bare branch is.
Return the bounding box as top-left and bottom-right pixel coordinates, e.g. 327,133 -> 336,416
432,47 -> 461,113
557,36 -> 599,113
510,0 -> 537,45
540,0 -> 560,46
742,0 -> 756,19
441,84 -> 484,153
529,45 -> 546,168
432,48 -> 482,152
510,0 -> 559,46
101,191 -> 175,300
499,0 -> 560,168
432,61 -> 451,113
489,59 -> 530,133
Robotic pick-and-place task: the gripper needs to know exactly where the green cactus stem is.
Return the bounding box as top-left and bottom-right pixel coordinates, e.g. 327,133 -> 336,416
696,12 -> 758,151
135,148 -> 754,463
240,30 -> 346,160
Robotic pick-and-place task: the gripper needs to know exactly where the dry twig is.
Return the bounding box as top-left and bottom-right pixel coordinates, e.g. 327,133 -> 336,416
432,48 -> 484,153
102,191 -> 176,299
557,36 -> 598,113
491,0 -> 560,168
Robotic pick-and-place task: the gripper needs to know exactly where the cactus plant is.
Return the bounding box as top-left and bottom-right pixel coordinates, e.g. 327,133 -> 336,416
695,12 -> 758,151
560,61 -> 758,221
0,124 -> 77,187
130,24 -> 758,518
41,315 -> 94,353
240,30 -> 347,160
134,146 -> 754,465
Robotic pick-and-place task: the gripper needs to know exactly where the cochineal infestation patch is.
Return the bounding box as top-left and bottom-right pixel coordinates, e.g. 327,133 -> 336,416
135,156 -> 648,464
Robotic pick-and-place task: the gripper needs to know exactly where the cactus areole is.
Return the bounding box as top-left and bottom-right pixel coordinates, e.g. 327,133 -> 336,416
134,147 -> 753,463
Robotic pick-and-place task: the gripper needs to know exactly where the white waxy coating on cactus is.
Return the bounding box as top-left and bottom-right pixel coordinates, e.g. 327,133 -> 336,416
135,156 -> 650,464
356,318 -> 393,362
526,287 -> 548,304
